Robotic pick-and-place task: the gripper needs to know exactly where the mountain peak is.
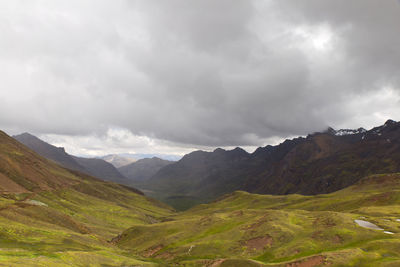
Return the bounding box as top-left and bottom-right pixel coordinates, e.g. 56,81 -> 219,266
322,127 -> 337,135
384,119 -> 397,126
14,132 -> 40,140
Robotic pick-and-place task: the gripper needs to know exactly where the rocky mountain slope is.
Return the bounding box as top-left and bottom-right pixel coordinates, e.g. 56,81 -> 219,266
118,157 -> 173,186
13,133 -> 127,183
72,155 -> 126,183
143,120 -> 400,209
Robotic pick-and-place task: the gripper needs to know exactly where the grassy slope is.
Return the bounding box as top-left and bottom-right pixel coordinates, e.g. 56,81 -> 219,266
3,128 -> 400,266
0,184 -> 174,266
117,173 -> 400,266
0,130 -> 174,266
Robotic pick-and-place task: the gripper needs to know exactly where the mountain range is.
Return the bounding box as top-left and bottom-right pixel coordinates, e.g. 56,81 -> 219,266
13,133 -> 177,189
118,157 -> 173,187
139,119 -> 400,209
12,120 -> 400,211
103,153 -> 182,164
2,123 -> 400,265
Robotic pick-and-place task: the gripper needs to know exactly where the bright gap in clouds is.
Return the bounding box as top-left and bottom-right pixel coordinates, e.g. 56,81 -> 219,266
293,24 -> 334,52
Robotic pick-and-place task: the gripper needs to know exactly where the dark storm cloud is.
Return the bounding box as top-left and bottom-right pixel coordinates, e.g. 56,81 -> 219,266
1,0 -> 400,149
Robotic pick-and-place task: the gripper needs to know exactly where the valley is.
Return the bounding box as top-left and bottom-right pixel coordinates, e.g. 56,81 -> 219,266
2,1 -> 399,266
1,122 -> 400,266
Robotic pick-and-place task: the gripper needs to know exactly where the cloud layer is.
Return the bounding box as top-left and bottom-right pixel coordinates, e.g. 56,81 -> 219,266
1,0 -> 400,153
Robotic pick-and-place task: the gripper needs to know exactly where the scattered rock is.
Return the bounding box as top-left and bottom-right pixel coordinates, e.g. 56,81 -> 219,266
24,199 -> 47,207
187,245 -> 195,254
384,231 -> 394,235
354,220 -> 383,230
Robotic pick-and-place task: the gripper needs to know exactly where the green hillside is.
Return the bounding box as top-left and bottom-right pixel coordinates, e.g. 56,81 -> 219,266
116,173 -> 400,266
0,130 -> 174,266
2,129 -> 400,266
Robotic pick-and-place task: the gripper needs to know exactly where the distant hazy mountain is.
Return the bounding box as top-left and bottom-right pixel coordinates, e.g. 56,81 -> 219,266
118,157 -> 173,185
72,156 -> 126,183
101,154 -> 136,168
13,133 -> 126,183
143,120 -> 400,209
117,153 -> 182,162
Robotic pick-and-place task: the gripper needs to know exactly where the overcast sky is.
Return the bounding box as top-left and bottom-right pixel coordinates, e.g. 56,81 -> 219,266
1,0 -> 400,156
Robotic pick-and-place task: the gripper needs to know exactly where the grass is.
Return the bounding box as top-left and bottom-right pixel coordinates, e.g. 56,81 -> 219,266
2,130 -> 400,265
0,181 -> 174,266
1,172 -> 400,266
115,173 -> 400,266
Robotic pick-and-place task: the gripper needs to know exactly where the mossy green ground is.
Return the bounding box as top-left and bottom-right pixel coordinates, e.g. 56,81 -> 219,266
2,173 -> 400,266
116,174 -> 400,266
0,180 -> 174,266
3,130 -> 400,265
2,133 -> 400,267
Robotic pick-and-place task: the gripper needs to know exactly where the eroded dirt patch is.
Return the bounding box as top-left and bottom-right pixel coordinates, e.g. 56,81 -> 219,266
242,215 -> 268,231
244,235 -> 272,250
208,259 -> 226,267
156,252 -> 174,260
286,255 -> 326,267
143,244 -> 163,257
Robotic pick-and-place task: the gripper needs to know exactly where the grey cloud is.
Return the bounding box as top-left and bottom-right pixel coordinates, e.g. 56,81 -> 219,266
1,0 -> 400,149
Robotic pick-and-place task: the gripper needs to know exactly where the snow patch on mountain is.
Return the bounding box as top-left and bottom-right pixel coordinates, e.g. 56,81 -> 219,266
335,128 -> 366,136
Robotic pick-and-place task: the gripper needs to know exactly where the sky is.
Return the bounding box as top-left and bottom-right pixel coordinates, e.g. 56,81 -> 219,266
1,0 -> 400,157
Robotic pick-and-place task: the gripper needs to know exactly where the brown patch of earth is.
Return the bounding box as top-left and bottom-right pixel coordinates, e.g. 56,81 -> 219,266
0,173 -> 28,193
369,192 -> 392,202
286,255 -> 327,267
108,233 -> 127,244
312,217 -> 336,227
332,234 -> 343,243
232,210 -> 244,217
242,215 -> 268,231
205,259 -> 226,267
244,235 -> 272,250
156,252 -> 174,260
311,231 -> 323,239
143,245 -> 163,257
